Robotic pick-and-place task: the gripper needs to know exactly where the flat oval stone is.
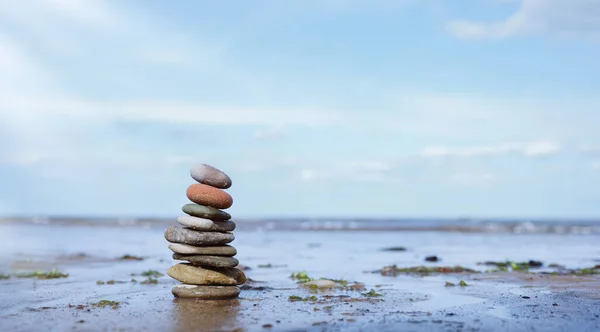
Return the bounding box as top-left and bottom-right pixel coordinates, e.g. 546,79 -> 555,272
164,226 -> 234,246
167,263 -> 247,285
168,243 -> 237,256
177,215 -> 235,232
172,284 -> 240,300
190,164 -> 232,189
173,253 -> 239,268
182,204 -> 231,221
186,184 -> 233,210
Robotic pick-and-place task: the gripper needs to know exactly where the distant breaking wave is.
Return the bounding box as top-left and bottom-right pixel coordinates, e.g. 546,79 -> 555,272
1,216 -> 600,235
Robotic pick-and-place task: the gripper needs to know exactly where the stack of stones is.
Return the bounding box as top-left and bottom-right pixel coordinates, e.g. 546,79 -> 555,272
164,164 -> 246,300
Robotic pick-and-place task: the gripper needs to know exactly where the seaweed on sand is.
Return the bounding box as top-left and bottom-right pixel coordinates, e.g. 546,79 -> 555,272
478,260 -> 543,272
140,277 -> 158,284
361,289 -> 382,297
91,300 -> 120,309
374,265 -> 479,277
131,270 -> 163,278
290,271 -> 314,283
289,295 -> 318,302
291,272 -> 365,292
15,269 -> 69,279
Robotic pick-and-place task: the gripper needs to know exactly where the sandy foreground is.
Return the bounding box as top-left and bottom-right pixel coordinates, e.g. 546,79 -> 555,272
0,222 -> 599,331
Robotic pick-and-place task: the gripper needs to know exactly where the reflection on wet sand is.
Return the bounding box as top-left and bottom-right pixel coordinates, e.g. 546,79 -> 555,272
173,298 -> 242,332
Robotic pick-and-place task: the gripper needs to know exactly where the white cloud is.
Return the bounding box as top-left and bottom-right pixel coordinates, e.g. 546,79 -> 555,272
521,141 -> 561,156
0,1 -> 338,170
419,141 -> 561,158
591,160 -> 600,170
448,0 -> 600,40
253,126 -> 287,140
3,98 -> 336,125
37,0 -> 123,28
296,160 -> 402,183
0,0 -> 594,182
420,144 -> 513,158
300,169 -> 318,182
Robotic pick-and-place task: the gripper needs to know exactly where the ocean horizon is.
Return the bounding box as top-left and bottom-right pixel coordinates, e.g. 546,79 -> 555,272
2,215 -> 600,235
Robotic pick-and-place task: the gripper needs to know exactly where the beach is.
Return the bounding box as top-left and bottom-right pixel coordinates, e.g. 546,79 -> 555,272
1,218 -> 599,332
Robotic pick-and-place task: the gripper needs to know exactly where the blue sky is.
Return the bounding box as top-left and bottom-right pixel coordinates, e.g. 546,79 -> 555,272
1,0 -> 600,219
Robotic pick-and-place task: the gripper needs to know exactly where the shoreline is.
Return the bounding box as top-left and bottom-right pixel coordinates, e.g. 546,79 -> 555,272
2,217 -> 600,235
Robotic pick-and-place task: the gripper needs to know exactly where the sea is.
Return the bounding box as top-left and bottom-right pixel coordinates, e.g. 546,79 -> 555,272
1,216 -> 599,276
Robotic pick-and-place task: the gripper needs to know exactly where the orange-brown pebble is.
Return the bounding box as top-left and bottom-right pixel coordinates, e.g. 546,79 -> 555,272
186,184 -> 233,209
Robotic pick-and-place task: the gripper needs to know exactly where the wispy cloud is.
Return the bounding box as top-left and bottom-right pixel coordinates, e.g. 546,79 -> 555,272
253,126 -> 287,140
447,0 -> 600,40
419,141 -> 561,158
296,160 -> 401,184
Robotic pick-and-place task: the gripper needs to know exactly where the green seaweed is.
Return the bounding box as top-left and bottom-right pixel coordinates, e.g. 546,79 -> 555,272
376,265 -> 478,276
140,277 -> 158,284
288,295 -> 318,302
572,266 -> 600,275
459,280 -> 468,287
0,274 -> 9,280
15,269 -> 68,279
91,300 -> 120,309
479,260 -> 543,273
96,280 -> 128,285
322,278 -> 349,287
306,283 -> 319,291
361,289 -> 382,297
290,271 -> 314,283
445,282 -> 456,287
140,270 -> 163,277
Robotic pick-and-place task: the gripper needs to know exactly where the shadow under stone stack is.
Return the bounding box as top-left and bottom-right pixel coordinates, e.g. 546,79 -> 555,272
164,164 -> 246,299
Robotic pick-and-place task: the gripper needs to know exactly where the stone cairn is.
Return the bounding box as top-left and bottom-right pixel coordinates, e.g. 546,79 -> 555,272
164,164 -> 246,300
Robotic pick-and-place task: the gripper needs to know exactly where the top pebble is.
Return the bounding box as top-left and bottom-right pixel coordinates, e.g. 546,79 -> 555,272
190,164 -> 232,189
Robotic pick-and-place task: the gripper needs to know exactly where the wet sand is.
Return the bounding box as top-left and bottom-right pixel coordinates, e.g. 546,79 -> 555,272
1,222 -> 599,331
